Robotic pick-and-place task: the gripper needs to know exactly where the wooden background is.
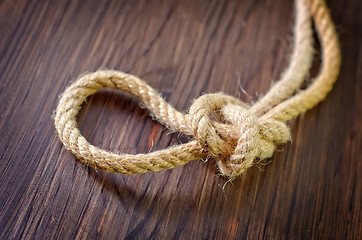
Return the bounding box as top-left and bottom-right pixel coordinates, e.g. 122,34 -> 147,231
0,0 -> 360,239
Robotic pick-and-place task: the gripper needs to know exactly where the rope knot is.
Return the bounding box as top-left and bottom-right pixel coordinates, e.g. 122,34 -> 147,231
55,0 -> 340,178
188,93 -> 291,177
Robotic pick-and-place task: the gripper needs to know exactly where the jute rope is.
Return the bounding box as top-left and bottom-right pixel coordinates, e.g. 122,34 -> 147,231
54,0 -> 341,178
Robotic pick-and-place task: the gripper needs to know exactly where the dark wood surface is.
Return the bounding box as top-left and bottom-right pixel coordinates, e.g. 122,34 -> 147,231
0,0 -> 361,239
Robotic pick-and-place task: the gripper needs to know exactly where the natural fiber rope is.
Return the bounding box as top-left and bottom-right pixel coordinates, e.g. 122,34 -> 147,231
54,0 -> 341,178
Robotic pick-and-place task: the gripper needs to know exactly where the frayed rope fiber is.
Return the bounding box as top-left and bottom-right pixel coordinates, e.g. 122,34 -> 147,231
54,0 -> 341,178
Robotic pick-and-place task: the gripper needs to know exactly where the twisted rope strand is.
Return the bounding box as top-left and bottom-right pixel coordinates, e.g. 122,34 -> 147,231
264,0 -> 341,121
251,0 -> 314,117
54,0 -> 341,178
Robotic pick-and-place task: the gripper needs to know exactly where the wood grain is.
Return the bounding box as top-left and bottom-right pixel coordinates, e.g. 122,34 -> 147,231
0,0 -> 361,239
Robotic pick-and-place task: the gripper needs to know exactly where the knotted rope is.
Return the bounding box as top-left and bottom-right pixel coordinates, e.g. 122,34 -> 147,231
54,0 -> 341,178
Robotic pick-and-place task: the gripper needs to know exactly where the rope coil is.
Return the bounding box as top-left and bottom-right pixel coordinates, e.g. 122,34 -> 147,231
54,0 -> 341,178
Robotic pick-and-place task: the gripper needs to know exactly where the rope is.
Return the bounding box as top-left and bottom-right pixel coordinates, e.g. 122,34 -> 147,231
54,0 -> 341,178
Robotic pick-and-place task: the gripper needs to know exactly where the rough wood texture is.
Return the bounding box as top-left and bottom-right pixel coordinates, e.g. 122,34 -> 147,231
0,0 -> 360,239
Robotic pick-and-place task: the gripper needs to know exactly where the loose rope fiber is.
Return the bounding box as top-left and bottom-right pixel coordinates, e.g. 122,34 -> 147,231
54,0 -> 341,178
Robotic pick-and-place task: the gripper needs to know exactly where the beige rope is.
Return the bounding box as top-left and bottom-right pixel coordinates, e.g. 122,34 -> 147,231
54,0 -> 341,178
